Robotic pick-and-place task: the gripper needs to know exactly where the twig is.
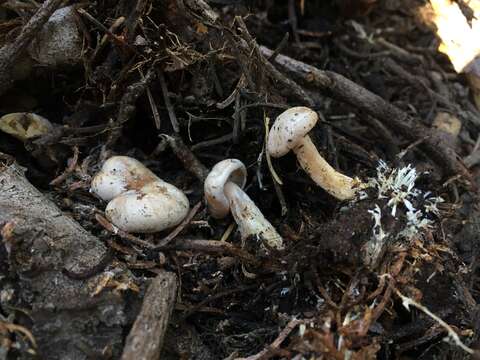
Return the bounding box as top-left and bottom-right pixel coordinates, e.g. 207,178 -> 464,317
156,201 -> 203,248
163,135 -> 209,181
268,32 -> 290,62
181,284 -> 257,319
96,214 -> 155,249
121,271 -> 178,360
287,0 -> 300,44
49,146 -> 80,186
140,69 -> 161,130
107,67 -> 157,146
191,133 -> 234,151
123,0 -> 148,43
235,17 -> 315,108
235,318 -> 306,360
0,321 -> 37,349
394,288 -> 475,355
234,102 -> 289,117
383,58 -> 454,110
158,239 -> 260,265
77,8 -> 135,52
158,69 -> 180,133
233,91 -> 242,143
264,115 -> 287,214
0,0 -> 64,96
90,16 -> 125,64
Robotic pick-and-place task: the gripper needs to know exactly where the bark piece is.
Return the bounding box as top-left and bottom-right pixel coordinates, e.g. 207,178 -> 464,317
0,156 -> 127,359
121,271 -> 178,360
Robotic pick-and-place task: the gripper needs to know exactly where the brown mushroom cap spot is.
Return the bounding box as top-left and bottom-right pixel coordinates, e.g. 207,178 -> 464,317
204,159 -> 247,219
267,107 -> 318,158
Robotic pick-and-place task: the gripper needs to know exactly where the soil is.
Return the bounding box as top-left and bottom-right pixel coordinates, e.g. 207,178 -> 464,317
1,0 -> 480,359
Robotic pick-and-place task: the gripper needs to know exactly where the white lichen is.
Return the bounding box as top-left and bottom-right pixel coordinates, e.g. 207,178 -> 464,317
365,205 -> 389,266
369,161 -> 421,216
363,161 -> 444,265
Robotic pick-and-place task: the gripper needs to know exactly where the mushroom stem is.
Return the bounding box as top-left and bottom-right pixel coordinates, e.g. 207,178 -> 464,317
224,181 -> 284,250
293,135 -> 359,200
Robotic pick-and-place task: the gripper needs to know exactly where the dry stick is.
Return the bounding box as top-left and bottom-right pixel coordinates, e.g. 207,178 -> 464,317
394,288 -> 475,355
140,69 -> 161,130
181,284 -> 258,320
49,146 -> 79,186
234,17 -> 315,108
158,69 -> 180,133
259,46 -> 472,182
96,214 -> 259,265
121,271 -> 178,360
107,67 -> 157,146
287,0 -> 300,44
383,58 -> 454,110
123,0 -> 148,43
96,214 -> 155,249
268,32 -> 290,62
191,133 -> 234,151
233,91 -> 242,143
0,0 -> 64,96
156,201 -> 203,248
77,8 -> 135,52
158,239 -> 260,265
90,16 -> 126,64
163,135 -> 210,181
235,318 -> 306,360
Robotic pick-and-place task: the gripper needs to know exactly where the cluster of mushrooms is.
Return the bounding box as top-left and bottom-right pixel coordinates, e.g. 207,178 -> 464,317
91,107 -> 363,252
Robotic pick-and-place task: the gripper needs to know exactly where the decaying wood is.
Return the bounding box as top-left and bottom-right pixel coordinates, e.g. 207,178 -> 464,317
259,46 -> 472,182
0,0 -> 63,96
0,155 -> 127,359
121,271 -> 178,360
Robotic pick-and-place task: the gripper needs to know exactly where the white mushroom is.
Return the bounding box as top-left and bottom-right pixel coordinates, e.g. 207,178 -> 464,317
91,155 -> 190,233
267,106 -> 362,201
105,180 -> 190,233
91,156 -> 159,202
204,159 -> 283,251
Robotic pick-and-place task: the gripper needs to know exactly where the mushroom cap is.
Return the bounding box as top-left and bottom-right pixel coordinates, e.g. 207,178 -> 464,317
105,180 -> 190,233
204,159 -> 247,219
267,107 -> 318,158
0,112 -> 53,141
432,112 -> 462,137
91,156 -> 158,201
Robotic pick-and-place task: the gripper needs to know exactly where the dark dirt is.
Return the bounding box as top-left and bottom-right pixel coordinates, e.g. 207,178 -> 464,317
1,0 -> 480,359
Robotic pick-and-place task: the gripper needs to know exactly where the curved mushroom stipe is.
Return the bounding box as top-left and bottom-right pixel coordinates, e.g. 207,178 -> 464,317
204,159 -> 284,251
224,182 -> 284,250
268,106 -> 362,201
294,136 -> 359,200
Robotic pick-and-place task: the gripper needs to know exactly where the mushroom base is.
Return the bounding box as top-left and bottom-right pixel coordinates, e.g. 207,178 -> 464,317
224,181 -> 284,251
